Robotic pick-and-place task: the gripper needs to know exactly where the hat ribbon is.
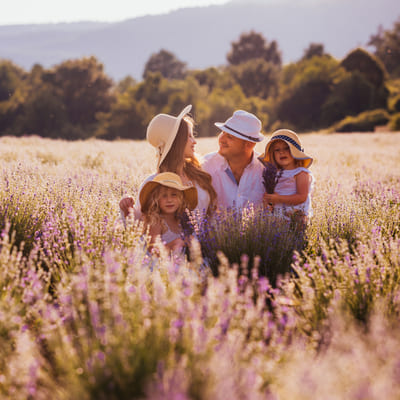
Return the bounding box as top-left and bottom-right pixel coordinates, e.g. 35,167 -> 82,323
224,124 -> 261,142
161,179 -> 180,185
273,135 -> 304,152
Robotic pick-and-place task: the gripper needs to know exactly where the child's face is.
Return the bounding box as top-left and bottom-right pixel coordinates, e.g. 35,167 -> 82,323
272,140 -> 296,169
158,187 -> 182,215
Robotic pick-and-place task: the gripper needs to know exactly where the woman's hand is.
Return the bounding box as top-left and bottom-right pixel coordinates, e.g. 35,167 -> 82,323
119,197 -> 134,218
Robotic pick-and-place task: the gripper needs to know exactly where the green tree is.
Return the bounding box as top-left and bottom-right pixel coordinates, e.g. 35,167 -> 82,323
0,60 -> 26,102
330,48 -> 390,121
228,58 -> 280,99
301,43 -> 329,61
341,47 -> 387,88
321,72 -> 377,126
190,67 -> 224,92
227,31 -> 282,67
96,88 -> 152,140
42,56 -> 115,137
115,76 -> 137,95
134,72 -> 170,109
2,57 -> 115,139
98,75 -> 205,140
368,18 -> 400,78
275,56 -> 341,131
143,49 -> 187,80
195,84 -> 270,137
14,83 -> 69,138
0,61 -> 30,135
0,97 -> 21,135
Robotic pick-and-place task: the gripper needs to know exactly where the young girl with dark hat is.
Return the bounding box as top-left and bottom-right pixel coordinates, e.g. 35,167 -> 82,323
259,129 -> 314,224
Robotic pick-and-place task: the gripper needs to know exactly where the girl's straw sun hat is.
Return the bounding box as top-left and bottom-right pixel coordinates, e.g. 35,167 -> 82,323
146,105 -> 192,168
259,129 -> 313,168
139,172 -> 198,212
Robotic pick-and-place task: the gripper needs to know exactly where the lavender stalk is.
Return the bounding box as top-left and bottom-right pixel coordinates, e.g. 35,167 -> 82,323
262,162 -> 281,194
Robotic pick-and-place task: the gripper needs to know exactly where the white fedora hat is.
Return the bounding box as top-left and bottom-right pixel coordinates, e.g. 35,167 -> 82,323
215,110 -> 264,143
147,105 -> 192,168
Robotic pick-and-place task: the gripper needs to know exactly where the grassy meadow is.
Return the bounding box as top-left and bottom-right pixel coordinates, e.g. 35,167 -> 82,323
0,131 -> 399,399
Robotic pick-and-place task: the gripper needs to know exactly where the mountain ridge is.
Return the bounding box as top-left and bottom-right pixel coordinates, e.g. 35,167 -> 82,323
0,0 -> 398,81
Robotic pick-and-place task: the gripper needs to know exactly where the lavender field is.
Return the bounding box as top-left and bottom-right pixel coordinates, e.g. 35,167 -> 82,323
0,132 -> 399,399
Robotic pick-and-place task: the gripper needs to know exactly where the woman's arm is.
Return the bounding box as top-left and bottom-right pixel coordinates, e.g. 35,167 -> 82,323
264,171 -> 310,206
119,197 -> 134,218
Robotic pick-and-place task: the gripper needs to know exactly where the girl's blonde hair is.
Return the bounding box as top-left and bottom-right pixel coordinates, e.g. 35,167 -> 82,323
159,116 -> 217,214
142,185 -> 186,232
268,139 -> 304,169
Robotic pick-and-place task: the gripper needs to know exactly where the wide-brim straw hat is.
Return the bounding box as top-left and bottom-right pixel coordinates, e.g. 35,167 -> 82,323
139,172 -> 198,212
259,129 -> 313,168
147,105 -> 192,168
214,110 -> 264,143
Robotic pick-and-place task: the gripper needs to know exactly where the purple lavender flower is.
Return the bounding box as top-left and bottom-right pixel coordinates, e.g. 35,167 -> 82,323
262,162 -> 282,194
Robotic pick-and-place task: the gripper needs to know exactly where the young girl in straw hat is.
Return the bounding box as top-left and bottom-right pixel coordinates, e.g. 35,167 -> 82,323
259,129 -> 314,225
139,172 -> 198,254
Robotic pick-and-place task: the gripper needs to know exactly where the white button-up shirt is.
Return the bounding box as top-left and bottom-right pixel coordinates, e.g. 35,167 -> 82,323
201,151 -> 265,209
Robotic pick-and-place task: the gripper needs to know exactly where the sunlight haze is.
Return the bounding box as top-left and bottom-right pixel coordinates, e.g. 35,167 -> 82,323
0,0 -> 231,25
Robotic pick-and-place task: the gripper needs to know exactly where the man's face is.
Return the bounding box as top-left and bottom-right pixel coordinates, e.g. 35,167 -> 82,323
218,131 -> 248,160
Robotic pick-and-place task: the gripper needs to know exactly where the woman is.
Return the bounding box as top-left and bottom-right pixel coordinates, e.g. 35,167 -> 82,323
120,105 -> 216,220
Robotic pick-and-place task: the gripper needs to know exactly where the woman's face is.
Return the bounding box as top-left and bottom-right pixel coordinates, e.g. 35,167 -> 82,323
183,122 -> 197,158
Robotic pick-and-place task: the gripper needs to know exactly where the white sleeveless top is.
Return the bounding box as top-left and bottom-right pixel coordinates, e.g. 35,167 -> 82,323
161,220 -> 182,244
273,167 -> 314,217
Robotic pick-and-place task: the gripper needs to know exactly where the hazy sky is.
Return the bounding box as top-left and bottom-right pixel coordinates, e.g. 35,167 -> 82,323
0,0 -> 349,25
0,0 -> 234,25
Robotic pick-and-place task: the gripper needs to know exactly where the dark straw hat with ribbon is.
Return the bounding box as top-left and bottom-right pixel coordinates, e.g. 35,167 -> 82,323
259,129 -> 313,168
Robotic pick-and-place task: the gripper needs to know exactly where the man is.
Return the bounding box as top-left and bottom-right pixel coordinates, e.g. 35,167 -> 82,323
119,109 -> 265,217
202,109 -> 265,209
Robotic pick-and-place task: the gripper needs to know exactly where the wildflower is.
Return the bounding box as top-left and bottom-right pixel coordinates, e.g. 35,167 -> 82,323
262,162 -> 283,194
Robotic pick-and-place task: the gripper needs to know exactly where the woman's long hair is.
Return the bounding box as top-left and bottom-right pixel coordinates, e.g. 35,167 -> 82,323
159,116 -> 217,214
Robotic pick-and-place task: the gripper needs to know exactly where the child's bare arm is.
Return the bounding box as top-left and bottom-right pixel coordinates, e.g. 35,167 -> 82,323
148,224 -> 162,245
264,171 -> 310,205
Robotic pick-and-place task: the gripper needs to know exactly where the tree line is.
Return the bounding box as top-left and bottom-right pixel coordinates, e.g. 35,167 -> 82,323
1,18 -> 400,140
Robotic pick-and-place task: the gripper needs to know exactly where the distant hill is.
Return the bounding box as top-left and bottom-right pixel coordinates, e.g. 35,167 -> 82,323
0,0 -> 398,81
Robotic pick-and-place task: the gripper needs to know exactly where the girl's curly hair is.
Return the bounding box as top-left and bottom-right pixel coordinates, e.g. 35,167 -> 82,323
142,185 -> 186,232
